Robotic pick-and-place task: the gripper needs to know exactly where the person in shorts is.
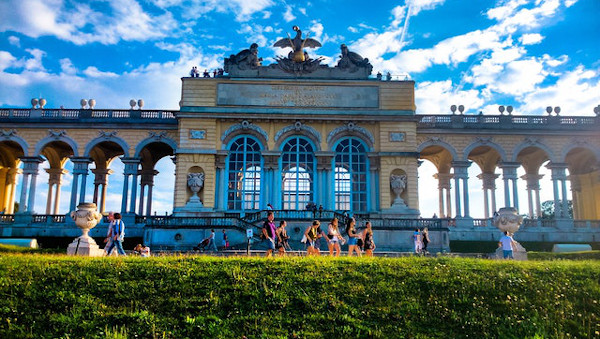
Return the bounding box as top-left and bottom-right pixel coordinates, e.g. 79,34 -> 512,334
498,231 -> 517,259
262,212 -> 277,257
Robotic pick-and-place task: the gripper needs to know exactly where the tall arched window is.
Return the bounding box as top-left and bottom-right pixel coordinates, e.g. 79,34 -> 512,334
227,136 -> 262,211
281,137 -> 315,210
334,137 -> 368,212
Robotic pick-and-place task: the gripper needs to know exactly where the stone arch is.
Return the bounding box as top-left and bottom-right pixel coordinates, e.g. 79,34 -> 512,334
274,121 -> 321,151
84,133 -> 130,157
0,130 -> 29,157
327,122 -> 374,151
560,140 -> 600,164
134,132 -> 177,158
417,138 -> 459,161
512,138 -> 555,163
221,120 -> 268,150
34,132 -> 79,157
463,138 -> 507,162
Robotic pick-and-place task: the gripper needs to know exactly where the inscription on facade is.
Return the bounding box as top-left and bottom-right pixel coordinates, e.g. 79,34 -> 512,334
217,83 -> 378,108
390,132 -> 405,142
190,130 -> 206,139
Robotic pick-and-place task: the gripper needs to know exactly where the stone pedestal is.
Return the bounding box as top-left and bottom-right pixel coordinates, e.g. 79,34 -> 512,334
67,202 -> 104,256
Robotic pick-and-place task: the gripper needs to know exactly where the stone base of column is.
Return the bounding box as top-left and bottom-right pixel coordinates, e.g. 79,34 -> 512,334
67,235 -> 104,256
494,241 -> 527,261
382,203 -> 420,218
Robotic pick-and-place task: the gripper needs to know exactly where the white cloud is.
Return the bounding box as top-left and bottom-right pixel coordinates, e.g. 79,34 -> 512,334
283,5 -> 295,22
347,26 -> 358,33
59,58 -> 77,75
0,51 -> 17,72
519,33 -> 544,45
0,0 -> 179,45
408,0 -> 447,16
391,5 -> 407,27
83,66 -> 119,78
415,80 -> 485,114
8,36 -> 20,47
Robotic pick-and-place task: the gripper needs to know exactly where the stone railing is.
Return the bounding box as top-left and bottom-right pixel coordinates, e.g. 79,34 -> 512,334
417,114 -> 598,130
242,209 -> 350,225
0,108 -> 177,121
0,214 -> 15,224
31,215 -> 67,224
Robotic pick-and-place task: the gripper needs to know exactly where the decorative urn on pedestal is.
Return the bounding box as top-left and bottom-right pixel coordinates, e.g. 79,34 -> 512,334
492,207 -> 527,260
67,202 -> 104,256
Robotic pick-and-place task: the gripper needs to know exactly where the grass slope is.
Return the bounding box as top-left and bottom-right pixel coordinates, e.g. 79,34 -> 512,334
0,255 -> 598,338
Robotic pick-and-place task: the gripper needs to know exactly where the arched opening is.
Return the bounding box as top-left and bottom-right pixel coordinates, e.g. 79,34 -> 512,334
227,136 -> 262,211
333,137 -> 368,212
281,136 -> 315,210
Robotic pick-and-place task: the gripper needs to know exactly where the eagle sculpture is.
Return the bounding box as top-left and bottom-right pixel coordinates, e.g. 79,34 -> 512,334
273,26 -> 322,63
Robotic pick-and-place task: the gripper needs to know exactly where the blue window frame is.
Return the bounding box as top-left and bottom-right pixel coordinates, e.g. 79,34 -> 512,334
281,137 -> 315,210
227,136 -> 262,211
334,137 -> 368,212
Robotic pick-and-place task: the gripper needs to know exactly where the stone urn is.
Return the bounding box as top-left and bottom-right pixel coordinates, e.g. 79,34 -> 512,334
186,173 -> 205,207
390,174 -> 407,207
67,202 -> 104,256
492,207 -> 527,260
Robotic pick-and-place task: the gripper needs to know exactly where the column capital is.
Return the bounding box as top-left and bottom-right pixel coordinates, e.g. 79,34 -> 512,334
520,173 -> 543,190
547,162 -> 568,180
315,151 -> 335,171
261,150 -> 281,170
568,175 -> 581,192
140,169 -> 159,185
19,156 -> 44,174
215,151 -> 227,169
121,157 -> 141,175
451,161 -> 471,178
45,168 -> 68,185
92,168 -> 114,185
499,161 -> 520,179
434,172 -> 453,188
477,172 -> 499,189
70,157 -> 93,174
367,152 -> 380,171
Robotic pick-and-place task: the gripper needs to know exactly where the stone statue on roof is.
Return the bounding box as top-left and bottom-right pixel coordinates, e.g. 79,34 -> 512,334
273,25 -> 322,63
224,43 -> 263,73
337,44 -> 373,74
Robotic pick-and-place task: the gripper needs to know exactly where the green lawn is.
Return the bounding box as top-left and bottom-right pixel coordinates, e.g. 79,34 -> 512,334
0,254 -> 598,338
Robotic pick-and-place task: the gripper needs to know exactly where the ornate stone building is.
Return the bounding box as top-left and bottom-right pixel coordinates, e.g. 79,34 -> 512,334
1,30 -> 599,251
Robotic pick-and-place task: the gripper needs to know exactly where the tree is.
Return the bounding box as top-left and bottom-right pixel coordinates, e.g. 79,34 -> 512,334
540,200 -> 573,219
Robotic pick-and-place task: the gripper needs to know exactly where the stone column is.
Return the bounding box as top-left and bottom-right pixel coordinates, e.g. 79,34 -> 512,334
434,173 -> 453,218
316,152 -> 334,211
522,174 -> 543,218
547,162 -> 568,219
139,169 -> 158,215
368,154 -> 380,212
19,157 -> 43,213
477,173 -> 497,219
500,162 -> 520,209
215,152 -> 227,211
91,168 -> 112,213
261,151 -> 279,209
452,161 -> 471,218
4,168 -> 19,213
0,168 -> 7,213
568,175 -> 581,220
121,158 -> 140,214
45,168 -> 66,214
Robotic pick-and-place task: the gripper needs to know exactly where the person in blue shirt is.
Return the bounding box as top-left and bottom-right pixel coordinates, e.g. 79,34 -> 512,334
106,212 -> 126,256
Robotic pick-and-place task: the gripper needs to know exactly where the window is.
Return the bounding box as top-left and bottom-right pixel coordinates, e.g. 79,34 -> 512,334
227,136 -> 262,210
334,137 -> 368,211
281,137 -> 315,210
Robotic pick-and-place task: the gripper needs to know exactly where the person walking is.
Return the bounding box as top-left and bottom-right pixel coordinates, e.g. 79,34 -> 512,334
206,229 -> 218,252
103,211 -> 116,256
345,217 -> 362,256
362,221 -> 376,257
422,227 -> 431,254
498,231 -> 517,259
222,229 -> 229,250
304,220 -> 328,256
106,212 -> 126,256
413,228 -> 422,254
327,217 -> 343,257
276,220 -> 289,256
262,211 -> 277,257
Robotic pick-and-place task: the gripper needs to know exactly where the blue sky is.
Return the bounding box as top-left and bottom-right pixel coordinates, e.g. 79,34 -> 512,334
1,0 -> 599,216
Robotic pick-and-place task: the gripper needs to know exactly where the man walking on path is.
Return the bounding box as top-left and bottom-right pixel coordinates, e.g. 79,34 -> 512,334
498,231 -> 517,259
106,212 -> 126,256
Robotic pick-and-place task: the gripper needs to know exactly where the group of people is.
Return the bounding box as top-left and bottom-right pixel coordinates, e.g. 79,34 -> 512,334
412,228 -> 431,254
103,211 -> 150,257
189,66 -> 224,78
262,212 -> 376,257
194,229 -> 229,252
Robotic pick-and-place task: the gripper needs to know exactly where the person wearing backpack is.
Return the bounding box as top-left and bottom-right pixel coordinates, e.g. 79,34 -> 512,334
106,212 -> 126,256
262,211 -> 277,257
